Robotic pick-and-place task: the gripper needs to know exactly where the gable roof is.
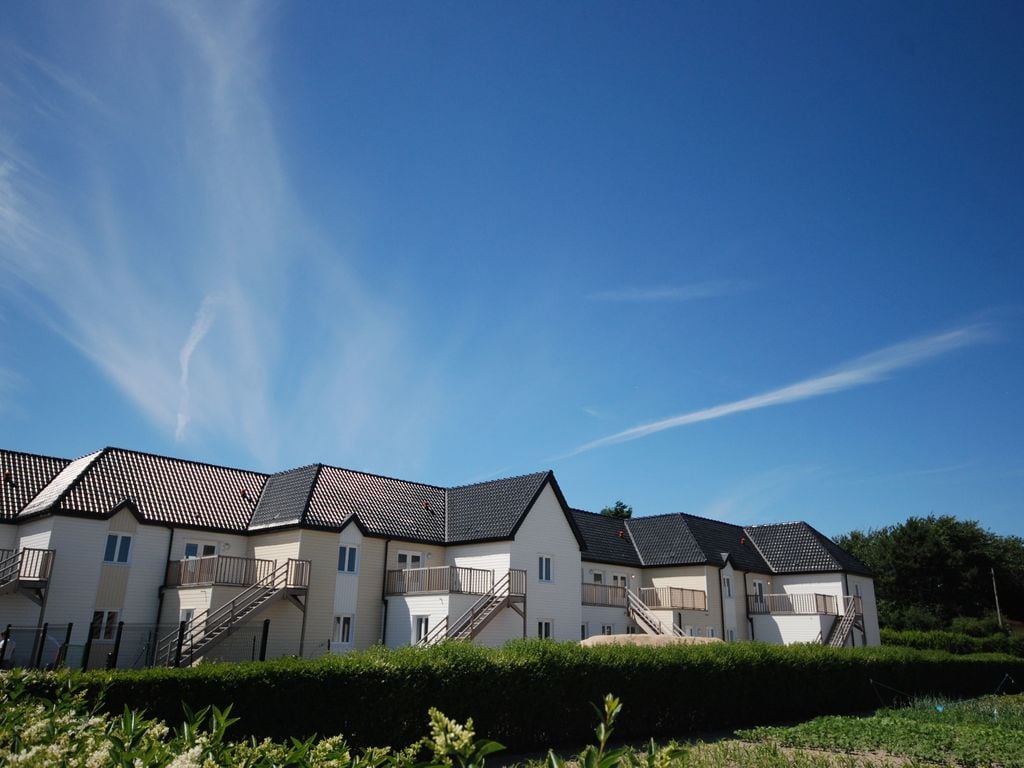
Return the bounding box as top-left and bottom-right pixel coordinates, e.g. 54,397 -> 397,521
570,509 -> 641,567
744,521 -> 873,576
1,449 -> 70,522
18,447 -> 266,532
249,464 -> 321,530
447,471 -> 552,543
681,513 -> 769,572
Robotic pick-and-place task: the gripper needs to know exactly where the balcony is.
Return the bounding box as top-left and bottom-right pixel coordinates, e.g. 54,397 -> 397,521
581,583 -> 627,607
0,548 -> 55,592
385,565 -> 494,596
747,593 -> 863,616
165,555 -> 276,588
639,586 -> 708,612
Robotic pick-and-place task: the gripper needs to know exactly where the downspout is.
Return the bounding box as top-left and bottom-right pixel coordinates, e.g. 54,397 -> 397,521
716,564 -> 726,639
154,525 -> 175,627
380,538 -> 392,645
744,571 -> 755,640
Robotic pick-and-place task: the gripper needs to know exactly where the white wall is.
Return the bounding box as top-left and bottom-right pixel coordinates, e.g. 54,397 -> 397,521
509,482 -> 582,643
447,541 -> 511,576
848,574 -> 880,646
168,530 -> 247,561
0,525 -> 16,551
752,613 -> 831,644
580,606 -> 635,638
385,594 -> 449,648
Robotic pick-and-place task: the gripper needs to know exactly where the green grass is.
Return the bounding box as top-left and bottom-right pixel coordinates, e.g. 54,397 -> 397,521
738,694 -> 1024,767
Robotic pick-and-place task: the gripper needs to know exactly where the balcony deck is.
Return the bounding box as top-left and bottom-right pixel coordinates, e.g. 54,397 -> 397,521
747,593 -> 863,616
385,565 -> 494,596
165,555 -> 276,588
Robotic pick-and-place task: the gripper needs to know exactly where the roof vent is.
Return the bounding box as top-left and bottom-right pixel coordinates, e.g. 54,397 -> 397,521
739,536 -> 746,545
423,500 -> 430,510
617,530 -> 625,538
3,470 -> 12,485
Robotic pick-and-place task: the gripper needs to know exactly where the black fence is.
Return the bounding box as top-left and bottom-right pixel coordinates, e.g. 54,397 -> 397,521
0,619 -> 275,670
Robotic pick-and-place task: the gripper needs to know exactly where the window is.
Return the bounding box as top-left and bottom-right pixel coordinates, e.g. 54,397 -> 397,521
722,576 -> 732,598
338,546 -> 358,573
752,579 -> 766,605
184,542 -> 216,559
179,608 -> 195,625
727,628 -> 735,641
626,626 -> 638,635
592,571 -> 603,584
90,610 -> 119,640
694,626 -> 703,637
601,624 -> 614,635
537,620 -> 552,639
683,625 -> 694,637
581,623 -> 588,640
707,626 -> 716,638
414,616 -> 430,643
538,556 -> 552,582
333,615 -> 354,645
103,534 -> 131,564
611,573 -> 628,587
397,551 -> 422,569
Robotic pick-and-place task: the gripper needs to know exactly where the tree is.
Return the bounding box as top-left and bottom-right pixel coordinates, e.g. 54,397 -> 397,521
600,500 -> 633,519
836,515 -> 1024,630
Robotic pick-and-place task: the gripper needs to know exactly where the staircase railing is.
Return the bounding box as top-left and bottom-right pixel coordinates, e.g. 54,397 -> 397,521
626,588 -> 681,636
417,568 -> 525,646
0,548 -> 55,587
449,571 -> 511,640
826,596 -> 860,648
155,557 -> 309,665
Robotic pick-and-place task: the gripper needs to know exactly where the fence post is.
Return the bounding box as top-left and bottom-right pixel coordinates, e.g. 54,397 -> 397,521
108,621 -> 124,669
81,630 -> 94,671
174,620 -> 186,667
259,618 -> 270,661
59,623 -> 73,667
0,624 -> 10,667
33,622 -> 48,668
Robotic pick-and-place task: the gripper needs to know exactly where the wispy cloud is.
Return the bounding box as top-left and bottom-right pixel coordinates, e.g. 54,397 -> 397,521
563,324 -> 992,458
175,293 -> 222,441
587,280 -> 747,303
702,465 -> 822,524
0,6 -> 444,470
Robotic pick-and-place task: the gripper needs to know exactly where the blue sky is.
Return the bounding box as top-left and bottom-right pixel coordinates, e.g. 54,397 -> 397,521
1,3 -> 1022,538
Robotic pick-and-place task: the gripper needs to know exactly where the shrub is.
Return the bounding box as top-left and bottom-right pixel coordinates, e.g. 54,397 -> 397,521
881,628 -> 1024,657
21,640 -> 1024,751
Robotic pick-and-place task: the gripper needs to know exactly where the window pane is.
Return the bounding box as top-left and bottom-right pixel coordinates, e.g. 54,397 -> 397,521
117,536 -> 131,563
347,548 -> 357,572
338,548 -> 346,571
202,544 -> 217,556
341,616 -> 352,643
184,543 -> 198,558
91,611 -> 104,639
104,535 -> 117,562
103,611 -> 118,640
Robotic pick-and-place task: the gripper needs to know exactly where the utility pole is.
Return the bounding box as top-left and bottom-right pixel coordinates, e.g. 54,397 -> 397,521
991,567 -> 1003,629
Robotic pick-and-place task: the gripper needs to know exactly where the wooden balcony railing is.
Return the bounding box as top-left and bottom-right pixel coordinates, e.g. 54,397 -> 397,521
581,583 -> 627,607
385,565 -> 494,596
0,548 -> 55,585
165,555 -> 275,588
509,568 -> 527,597
639,586 -> 708,611
747,593 -> 863,616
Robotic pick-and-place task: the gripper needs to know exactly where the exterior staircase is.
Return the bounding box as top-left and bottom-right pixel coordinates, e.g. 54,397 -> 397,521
155,559 -> 308,666
626,588 -> 684,636
825,596 -> 860,648
0,548 -> 55,604
418,569 -> 526,645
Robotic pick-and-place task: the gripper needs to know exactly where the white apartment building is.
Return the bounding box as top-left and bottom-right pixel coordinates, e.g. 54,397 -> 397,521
0,446 -> 879,668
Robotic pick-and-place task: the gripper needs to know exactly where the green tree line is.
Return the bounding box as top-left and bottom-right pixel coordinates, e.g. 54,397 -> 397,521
837,515 -> 1024,631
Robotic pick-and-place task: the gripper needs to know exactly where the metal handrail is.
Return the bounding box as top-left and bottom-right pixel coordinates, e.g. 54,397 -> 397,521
0,548 -> 55,586
386,565 -> 494,596
156,557 -> 310,665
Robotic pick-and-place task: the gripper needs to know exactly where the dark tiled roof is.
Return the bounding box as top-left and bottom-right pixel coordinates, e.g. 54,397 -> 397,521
446,471 -> 550,543
0,449 -> 70,521
744,522 -> 872,576
680,513 -> 769,572
624,514 -> 705,566
249,464 -> 321,530
307,465 -> 446,540
571,509 -> 642,566
21,447 -> 266,532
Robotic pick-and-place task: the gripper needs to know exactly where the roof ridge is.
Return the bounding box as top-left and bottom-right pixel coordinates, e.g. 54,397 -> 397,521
0,447 -> 72,464
47,447 -> 108,512
101,445 -> 269,477
446,469 -> 550,491
318,462 -> 447,492
299,464 -> 324,528
740,524 -> 776,572
266,462 -> 323,478
678,511 -> 745,528
623,518 -> 646,566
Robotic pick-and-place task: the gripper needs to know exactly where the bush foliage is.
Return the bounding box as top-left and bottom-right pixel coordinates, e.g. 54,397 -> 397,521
880,628 -> 1024,657
21,640 -> 1024,751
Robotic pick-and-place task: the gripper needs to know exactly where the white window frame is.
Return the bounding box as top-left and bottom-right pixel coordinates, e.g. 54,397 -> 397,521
601,624 -> 614,635
581,623 -> 589,640
397,551 -> 423,569
727,628 -> 735,641
722,576 -> 732,598
707,626 -> 716,638
183,542 -> 217,559
91,610 -> 119,641
103,534 -> 132,565
338,545 -> 359,574
537,619 -> 553,639
179,608 -> 195,625
333,614 -> 354,646
538,556 -> 552,583
683,625 -> 694,637
752,579 -> 767,605
414,615 -> 430,643
591,570 -> 604,584
611,573 -> 628,587
626,625 -> 638,635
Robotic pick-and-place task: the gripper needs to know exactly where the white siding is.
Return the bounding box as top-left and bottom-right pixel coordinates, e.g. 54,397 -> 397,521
509,482 -> 581,643
580,606 -> 635,638
0,525 -> 16,551
169,530 -> 247,560
447,542 -> 511,576
752,613 -> 831,644
385,594 -> 449,648
848,574 -> 880,646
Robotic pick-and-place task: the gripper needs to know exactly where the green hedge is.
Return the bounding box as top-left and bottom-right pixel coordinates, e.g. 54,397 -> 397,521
881,628 -> 1024,656
36,641 -> 1024,751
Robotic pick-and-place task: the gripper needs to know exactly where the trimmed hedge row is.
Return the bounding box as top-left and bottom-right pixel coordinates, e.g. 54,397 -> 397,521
42,641 -> 1024,751
881,628 -> 1024,656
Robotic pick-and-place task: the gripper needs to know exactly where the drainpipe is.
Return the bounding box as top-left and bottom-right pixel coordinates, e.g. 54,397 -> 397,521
743,571 -> 755,640
716,565 -> 726,639
379,539 -> 392,645
154,526 -> 175,628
